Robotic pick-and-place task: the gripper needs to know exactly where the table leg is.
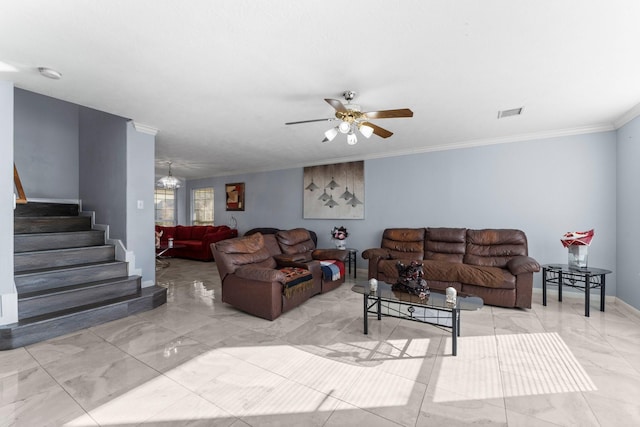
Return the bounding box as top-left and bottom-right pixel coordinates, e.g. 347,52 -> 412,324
585,273 -> 590,317
363,294 -> 368,335
542,267 -> 548,306
377,298 -> 381,320
353,254 -> 357,279
558,271 -> 563,302
600,274 -> 606,312
451,308 -> 458,356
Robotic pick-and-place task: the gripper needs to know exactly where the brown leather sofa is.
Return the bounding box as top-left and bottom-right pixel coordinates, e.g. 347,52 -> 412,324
212,229 -> 348,320
362,228 -> 540,309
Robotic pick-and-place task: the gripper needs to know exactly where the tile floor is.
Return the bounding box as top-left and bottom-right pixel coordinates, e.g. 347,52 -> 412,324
2,258 -> 640,426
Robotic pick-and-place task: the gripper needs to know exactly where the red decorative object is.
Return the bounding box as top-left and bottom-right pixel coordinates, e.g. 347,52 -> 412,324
560,229 -> 594,247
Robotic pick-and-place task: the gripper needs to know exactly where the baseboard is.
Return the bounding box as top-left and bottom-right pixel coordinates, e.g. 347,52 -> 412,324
613,297 -> 640,320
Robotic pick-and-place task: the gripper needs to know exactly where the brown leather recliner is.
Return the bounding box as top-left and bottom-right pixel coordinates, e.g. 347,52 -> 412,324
212,233 -> 320,320
275,228 -> 349,293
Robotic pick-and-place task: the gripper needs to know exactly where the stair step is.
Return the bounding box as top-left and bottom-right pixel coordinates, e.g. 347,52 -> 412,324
14,230 -> 105,253
14,216 -> 92,234
0,286 -> 167,350
14,202 -> 79,217
18,276 -> 141,320
15,261 -> 128,294
14,245 -> 115,272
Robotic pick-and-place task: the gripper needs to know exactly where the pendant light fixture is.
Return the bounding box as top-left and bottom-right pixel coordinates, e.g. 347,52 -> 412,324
156,162 -> 181,189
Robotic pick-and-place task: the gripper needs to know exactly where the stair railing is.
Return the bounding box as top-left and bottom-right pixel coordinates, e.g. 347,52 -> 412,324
14,163 -> 27,204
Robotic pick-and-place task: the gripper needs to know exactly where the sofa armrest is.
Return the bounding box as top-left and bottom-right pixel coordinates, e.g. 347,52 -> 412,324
312,249 -> 348,262
274,253 -> 311,263
235,266 -> 286,283
362,248 -> 391,260
507,256 -> 541,275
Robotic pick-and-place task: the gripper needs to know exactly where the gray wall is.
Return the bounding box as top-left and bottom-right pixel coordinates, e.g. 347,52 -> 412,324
187,131 -> 619,300
0,81 -> 16,323
127,123 -> 156,286
79,107 -> 128,242
616,116 -> 640,309
13,89 -> 79,199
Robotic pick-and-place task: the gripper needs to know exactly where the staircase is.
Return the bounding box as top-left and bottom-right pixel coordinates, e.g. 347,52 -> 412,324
1,202 -> 167,350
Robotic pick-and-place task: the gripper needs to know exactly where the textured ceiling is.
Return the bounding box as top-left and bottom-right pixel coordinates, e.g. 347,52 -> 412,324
1,1 -> 639,180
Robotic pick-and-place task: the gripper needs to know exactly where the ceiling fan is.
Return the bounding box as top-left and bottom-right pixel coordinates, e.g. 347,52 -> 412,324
285,91 -> 413,145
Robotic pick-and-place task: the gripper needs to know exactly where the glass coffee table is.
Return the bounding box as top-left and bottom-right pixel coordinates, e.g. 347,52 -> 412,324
351,281 -> 483,356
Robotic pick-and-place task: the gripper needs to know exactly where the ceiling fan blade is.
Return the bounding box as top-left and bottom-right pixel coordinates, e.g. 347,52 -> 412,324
363,108 -> 414,119
285,118 -> 335,125
361,121 -> 393,138
324,98 -> 348,113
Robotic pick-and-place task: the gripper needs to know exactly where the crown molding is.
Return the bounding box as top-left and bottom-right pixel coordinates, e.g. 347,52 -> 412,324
613,102 -> 640,129
359,123 -> 616,162
132,122 -> 158,136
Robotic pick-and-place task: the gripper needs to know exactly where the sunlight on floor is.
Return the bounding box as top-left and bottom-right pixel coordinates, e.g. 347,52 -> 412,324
63,332 -> 597,425
433,332 -> 597,402
65,338 -> 431,425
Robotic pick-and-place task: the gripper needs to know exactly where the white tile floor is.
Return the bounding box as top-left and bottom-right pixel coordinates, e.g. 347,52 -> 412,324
2,258 -> 640,426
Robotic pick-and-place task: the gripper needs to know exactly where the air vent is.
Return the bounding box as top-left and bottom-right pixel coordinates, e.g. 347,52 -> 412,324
498,107 -> 523,119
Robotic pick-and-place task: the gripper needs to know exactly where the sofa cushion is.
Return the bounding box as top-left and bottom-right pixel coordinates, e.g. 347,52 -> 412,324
464,229 -> 528,268
276,228 -> 316,255
178,240 -> 203,250
378,258 -> 422,279
190,226 -> 209,240
381,228 -> 425,259
175,225 -> 192,240
422,260 -> 514,289
424,227 -> 466,263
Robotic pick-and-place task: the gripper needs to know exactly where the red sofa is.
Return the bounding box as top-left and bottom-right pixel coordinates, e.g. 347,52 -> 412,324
155,225 -> 238,261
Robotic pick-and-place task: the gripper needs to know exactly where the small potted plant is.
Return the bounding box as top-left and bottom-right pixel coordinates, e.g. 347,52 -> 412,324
331,226 -> 349,250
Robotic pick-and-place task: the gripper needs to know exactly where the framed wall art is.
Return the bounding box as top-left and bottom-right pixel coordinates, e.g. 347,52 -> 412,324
303,161 -> 364,219
225,182 -> 245,211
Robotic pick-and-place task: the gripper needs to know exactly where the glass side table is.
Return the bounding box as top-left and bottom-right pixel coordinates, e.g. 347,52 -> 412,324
541,264 -> 612,317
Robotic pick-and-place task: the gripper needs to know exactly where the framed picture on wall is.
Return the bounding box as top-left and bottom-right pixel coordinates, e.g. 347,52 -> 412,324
303,161 -> 364,219
225,182 -> 245,211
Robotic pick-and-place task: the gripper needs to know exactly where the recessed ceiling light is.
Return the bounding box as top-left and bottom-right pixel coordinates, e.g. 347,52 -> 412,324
38,67 -> 62,80
498,107 -> 523,118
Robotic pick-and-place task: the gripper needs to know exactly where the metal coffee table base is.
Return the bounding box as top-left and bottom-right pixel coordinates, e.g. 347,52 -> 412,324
362,294 -> 460,356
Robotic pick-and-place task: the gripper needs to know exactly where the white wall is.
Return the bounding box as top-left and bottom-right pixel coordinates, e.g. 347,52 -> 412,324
616,116 -> 640,309
0,80 -> 17,325
127,123 -> 156,286
187,131 -> 618,299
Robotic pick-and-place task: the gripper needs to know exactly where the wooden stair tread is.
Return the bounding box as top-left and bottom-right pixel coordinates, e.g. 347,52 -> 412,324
4,286 -> 166,328
14,260 -> 125,277
18,275 -> 139,300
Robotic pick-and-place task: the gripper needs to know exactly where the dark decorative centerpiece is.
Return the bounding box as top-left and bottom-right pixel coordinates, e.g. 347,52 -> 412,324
393,260 -> 430,299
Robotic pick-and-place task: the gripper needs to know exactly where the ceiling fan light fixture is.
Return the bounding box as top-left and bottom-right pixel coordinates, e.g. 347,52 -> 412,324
338,121 -> 351,134
347,131 -> 358,145
358,124 -> 374,138
324,127 -> 338,142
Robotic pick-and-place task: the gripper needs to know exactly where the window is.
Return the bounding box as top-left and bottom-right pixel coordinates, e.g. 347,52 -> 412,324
155,188 -> 176,226
192,187 -> 214,225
